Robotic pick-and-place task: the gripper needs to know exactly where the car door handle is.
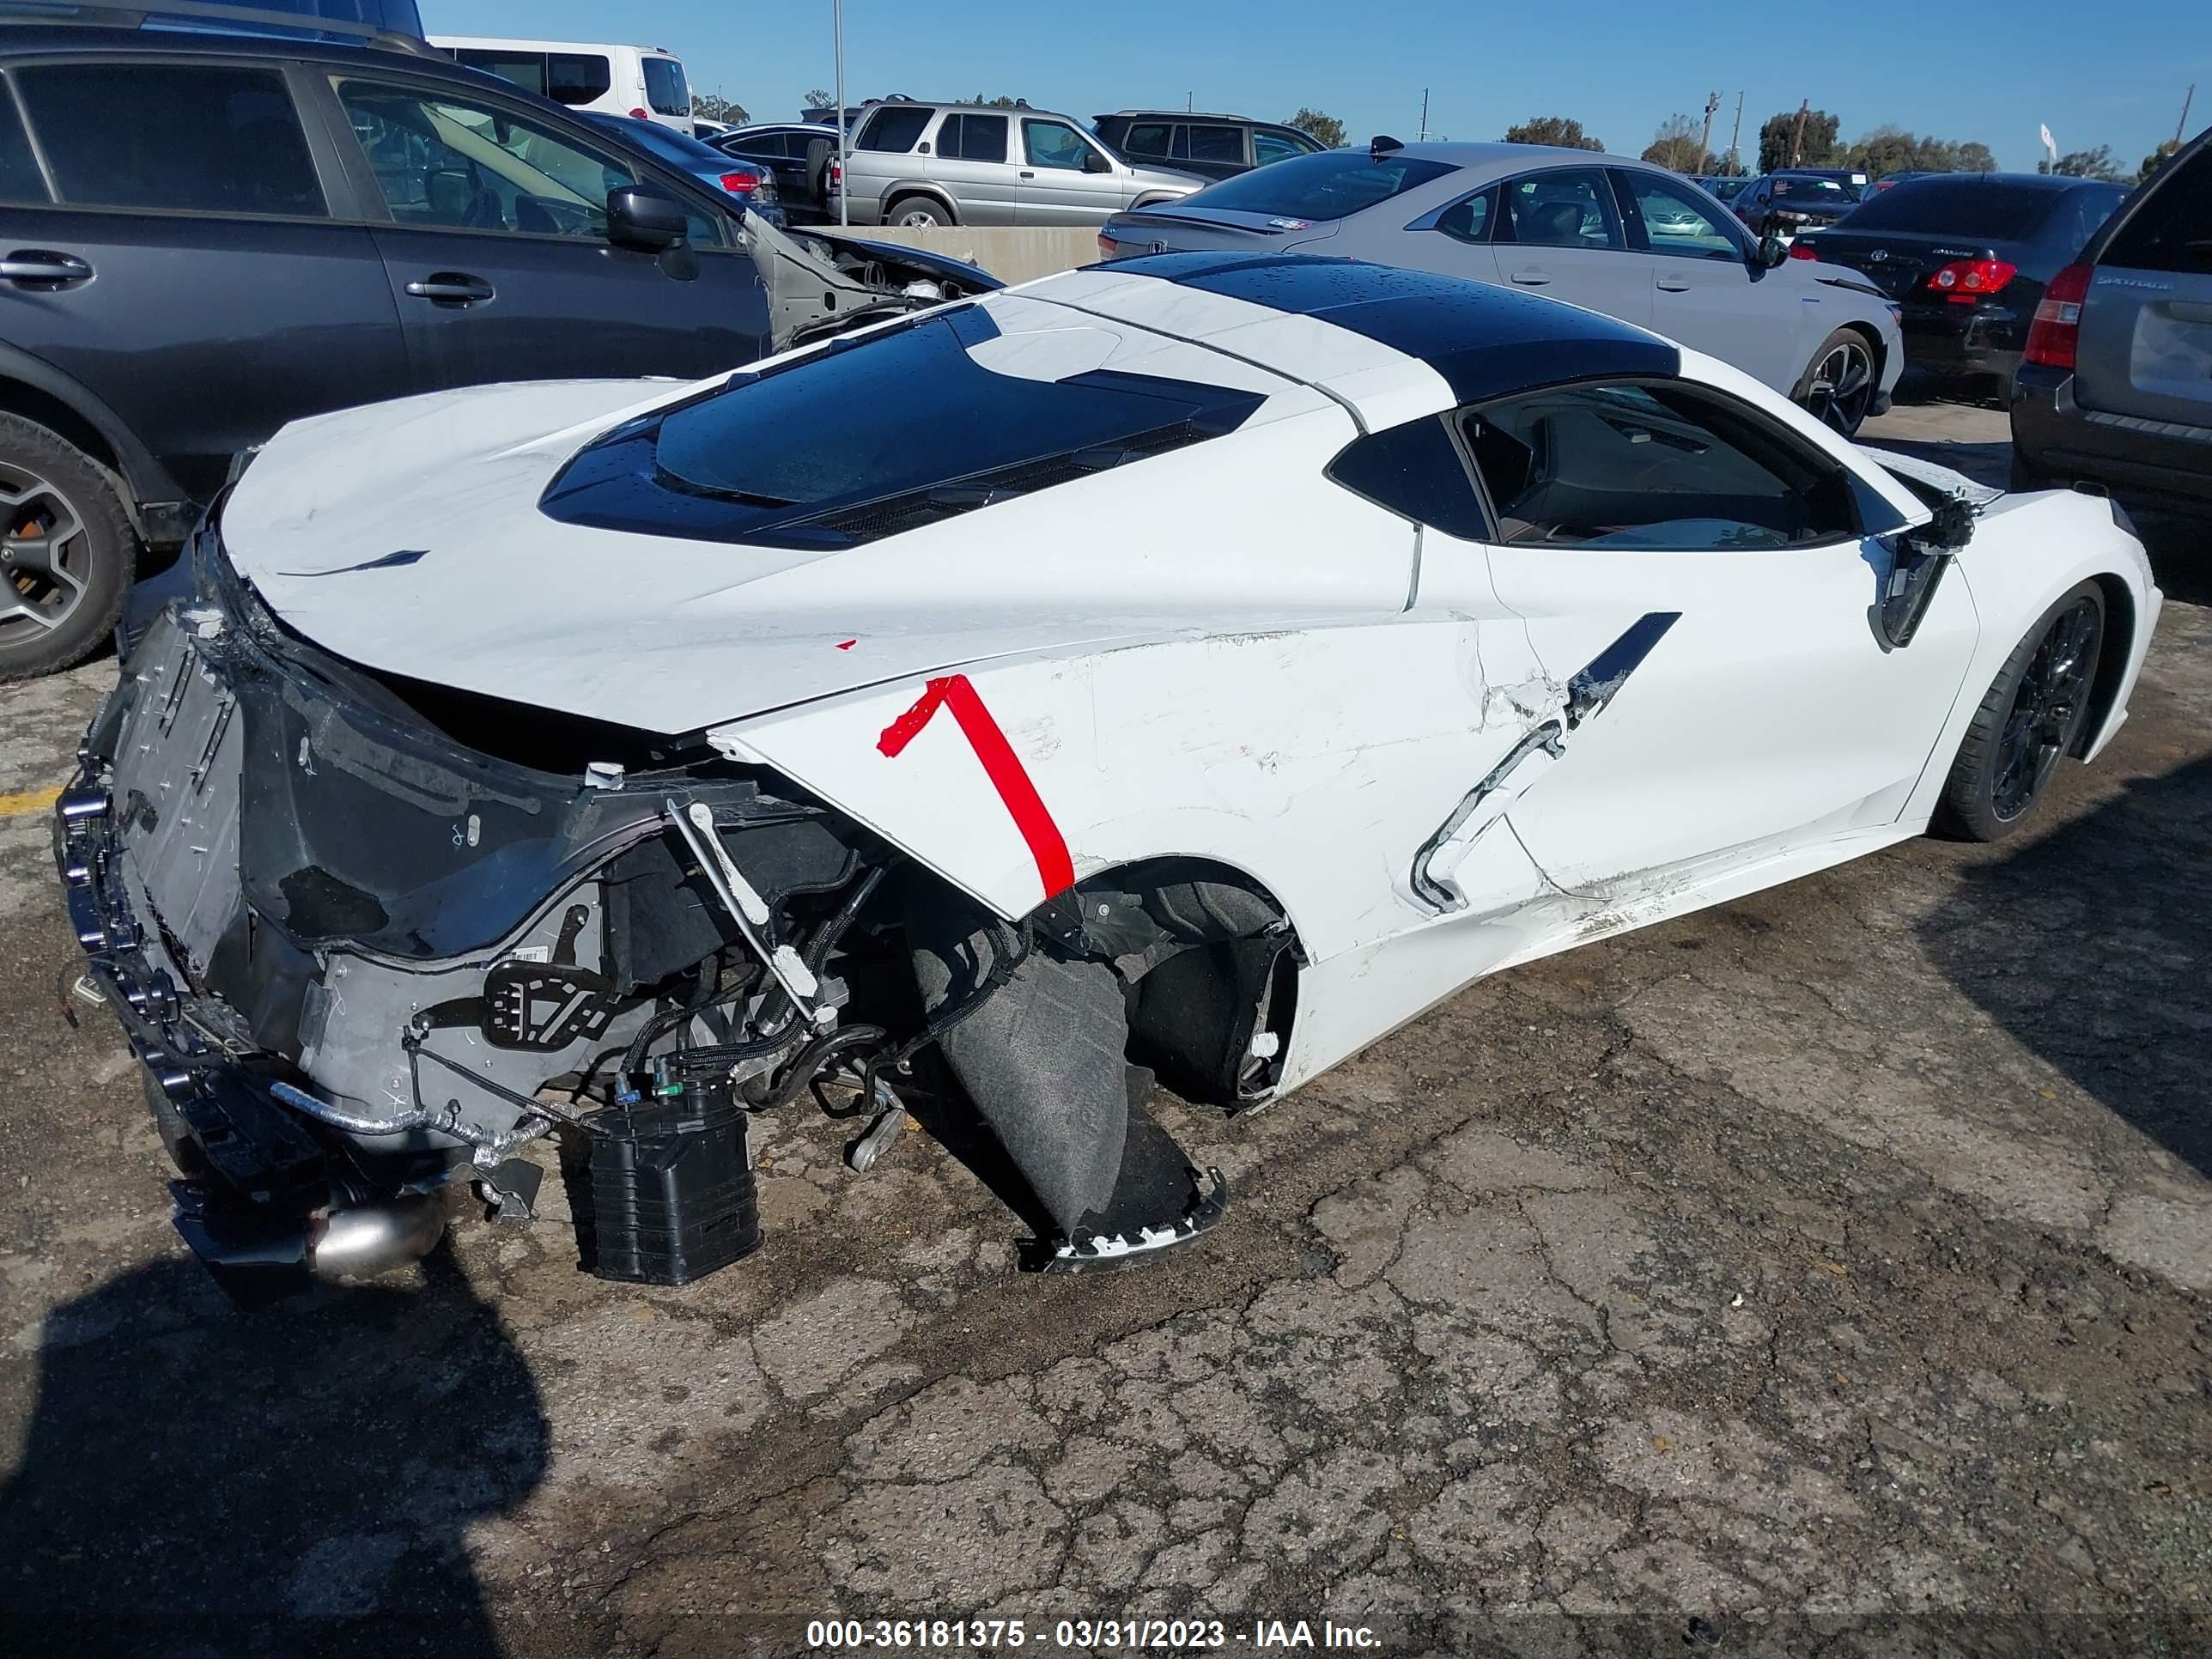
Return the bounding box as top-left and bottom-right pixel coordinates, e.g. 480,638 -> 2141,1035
1019,170 -> 1035,179
1,249 -> 93,288
404,273 -> 495,305
1508,270 -> 1551,286
1656,276 -> 1691,292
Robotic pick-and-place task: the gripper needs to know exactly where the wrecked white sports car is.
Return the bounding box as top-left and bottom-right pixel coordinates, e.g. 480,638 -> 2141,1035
57,253 -> 2159,1298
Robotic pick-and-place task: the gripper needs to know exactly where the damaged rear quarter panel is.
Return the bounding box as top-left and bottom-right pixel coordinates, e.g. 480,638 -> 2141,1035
715,617 -> 1588,1086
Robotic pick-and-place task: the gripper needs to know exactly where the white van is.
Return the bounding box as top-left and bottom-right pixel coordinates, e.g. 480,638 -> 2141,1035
429,37 -> 692,132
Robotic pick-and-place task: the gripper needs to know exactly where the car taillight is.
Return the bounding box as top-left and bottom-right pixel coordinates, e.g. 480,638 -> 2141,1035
629,107 -> 648,119
829,160 -> 842,189
1787,241 -> 1820,260
2024,262 -> 2092,370
1926,258 -> 2017,301
718,169 -> 761,195
1097,233 -> 1115,260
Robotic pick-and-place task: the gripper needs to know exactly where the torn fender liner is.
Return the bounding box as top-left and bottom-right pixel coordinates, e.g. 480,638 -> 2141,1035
906,885 -> 1221,1250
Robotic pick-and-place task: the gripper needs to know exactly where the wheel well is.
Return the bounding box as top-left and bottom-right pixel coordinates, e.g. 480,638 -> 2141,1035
0,376 -> 125,483
2072,572 -> 2136,758
884,188 -> 957,224
1840,320 -> 1886,382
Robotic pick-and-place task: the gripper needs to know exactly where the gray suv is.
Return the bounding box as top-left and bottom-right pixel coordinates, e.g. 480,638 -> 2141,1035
2011,126 -> 2212,514
840,99 -> 1204,227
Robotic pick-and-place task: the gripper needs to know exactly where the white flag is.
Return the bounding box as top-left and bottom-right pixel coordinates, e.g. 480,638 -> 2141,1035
2039,123 -> 2057,155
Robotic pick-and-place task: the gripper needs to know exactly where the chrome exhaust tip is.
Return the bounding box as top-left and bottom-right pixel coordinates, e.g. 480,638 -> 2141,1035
307,1194 -> 448,1281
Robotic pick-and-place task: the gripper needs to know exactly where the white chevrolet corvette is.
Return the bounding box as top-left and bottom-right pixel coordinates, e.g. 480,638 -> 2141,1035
58,254 -> 2158,1296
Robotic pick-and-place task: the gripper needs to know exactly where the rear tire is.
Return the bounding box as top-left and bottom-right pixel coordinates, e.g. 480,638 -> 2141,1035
0,413 -> 137,682
1792,327 -> 1880,437
886,193 -> 952,228
1932,581 -> 2106,842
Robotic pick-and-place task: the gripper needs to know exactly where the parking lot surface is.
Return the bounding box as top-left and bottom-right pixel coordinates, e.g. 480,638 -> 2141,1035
1,402 -> 2207,1657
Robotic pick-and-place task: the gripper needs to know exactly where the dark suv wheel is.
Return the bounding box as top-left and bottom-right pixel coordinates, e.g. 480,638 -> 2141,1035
0,413 -> 137,682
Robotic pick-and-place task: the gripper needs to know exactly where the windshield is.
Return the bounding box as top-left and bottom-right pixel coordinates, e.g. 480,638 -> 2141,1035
1770,175 -> 1853,202
1182,149 -> 1457,221
146,0 -> 425,33
1840,179 -> 2067,239
544,306 -> 1265,548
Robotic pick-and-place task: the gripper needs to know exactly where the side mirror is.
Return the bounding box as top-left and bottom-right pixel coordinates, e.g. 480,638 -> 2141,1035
606,185 -> 688,252
1754,231 -> 1790,268
1083,149 -> 1113,174
1872,495 -> 1974,650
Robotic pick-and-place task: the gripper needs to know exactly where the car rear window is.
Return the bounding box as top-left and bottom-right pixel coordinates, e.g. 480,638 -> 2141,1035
15,64 -> 326,217
543,306 -> 1266,548
643,57 -> 689,117
2103,144 -> 2212,275
1184,149 -> 1456,221
1840,179 -> 2063,239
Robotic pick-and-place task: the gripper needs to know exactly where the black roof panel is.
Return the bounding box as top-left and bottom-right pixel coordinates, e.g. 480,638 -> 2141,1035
1106,252 -> 1681,404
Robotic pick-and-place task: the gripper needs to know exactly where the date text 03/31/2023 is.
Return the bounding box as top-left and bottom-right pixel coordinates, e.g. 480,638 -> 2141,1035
804,1618 -> 1384,1650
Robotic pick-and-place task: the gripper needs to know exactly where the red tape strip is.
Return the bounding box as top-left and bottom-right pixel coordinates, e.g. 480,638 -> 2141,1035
878,675 -> 1074,901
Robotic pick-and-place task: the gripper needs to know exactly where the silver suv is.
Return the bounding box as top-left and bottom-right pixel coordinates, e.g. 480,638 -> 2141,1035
840,99 -> 1205,228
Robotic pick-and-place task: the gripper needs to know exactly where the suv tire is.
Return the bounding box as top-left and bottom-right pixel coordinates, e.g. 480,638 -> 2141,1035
887,193 -> 953,228
0,413 -> 137,683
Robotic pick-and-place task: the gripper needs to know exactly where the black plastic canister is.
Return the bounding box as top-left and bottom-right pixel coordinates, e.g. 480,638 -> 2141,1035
581,1078 -> 761,1285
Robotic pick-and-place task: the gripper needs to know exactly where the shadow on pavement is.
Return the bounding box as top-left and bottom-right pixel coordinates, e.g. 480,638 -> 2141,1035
0,1242 -> 544,1657
1921,754 -> 2212,1180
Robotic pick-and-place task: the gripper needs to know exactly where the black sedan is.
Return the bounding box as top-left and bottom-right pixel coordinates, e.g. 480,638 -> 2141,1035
1732,171 -> 1862,237
711,123 -> 842,222
1791,173 -> 2127,392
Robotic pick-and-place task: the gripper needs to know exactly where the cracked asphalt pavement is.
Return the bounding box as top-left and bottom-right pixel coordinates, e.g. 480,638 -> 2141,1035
1,403 -> 2207,1657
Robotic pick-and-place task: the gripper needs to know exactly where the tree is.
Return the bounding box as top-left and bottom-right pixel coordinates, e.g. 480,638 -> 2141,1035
969,94 -> 1022,108
1757,107 -> 1841,173
2142,137 -> 2182,181
1641,112 -> 1717,173
801,88 -> 833,112
1285,107 -> 1346,149
1502,115 -> 1602,151
2043,144 -> 2129,181
1840,125 -> 1996,179
692,93 -> 750,125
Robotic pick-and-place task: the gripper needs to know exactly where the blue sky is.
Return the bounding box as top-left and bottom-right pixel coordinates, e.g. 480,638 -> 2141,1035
427,0 -> 2206,173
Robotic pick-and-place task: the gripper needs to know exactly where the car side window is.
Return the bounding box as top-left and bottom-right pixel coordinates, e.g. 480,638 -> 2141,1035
934,112 -> 963,156
1125,122 -> 1174,159
1024,120 -> 1092,171
1252,130 -> 1307,167
545,53 -> 611,106
1498,167 -> 1621,250
1326,415 -> 1491,540
335,80 -> 635,240
1188,125 -> 1243,165
858,106 -> 931,153
1436,187 -> 1493,244
953,113 -> 1007,164
1621,172 -> 1742,259
0,84 -> 48,203
14,63 -> 326,217
1461,381 -> 1860,550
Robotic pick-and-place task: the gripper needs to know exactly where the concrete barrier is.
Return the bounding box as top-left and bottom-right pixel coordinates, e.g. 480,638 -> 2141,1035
832,224 -> 1102,286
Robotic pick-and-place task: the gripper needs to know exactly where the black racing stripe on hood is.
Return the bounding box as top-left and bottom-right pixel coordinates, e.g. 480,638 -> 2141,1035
1111,252 -> 1681,404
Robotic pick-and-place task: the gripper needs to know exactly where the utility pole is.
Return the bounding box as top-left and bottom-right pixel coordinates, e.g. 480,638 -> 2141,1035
1728,89 -> 1743,173
833,0 -> 848,225
1418,88 -> 1429,143
1789,99 -> 1809,167
2179,84 -> 2197,146
1698,90 -> 1720,171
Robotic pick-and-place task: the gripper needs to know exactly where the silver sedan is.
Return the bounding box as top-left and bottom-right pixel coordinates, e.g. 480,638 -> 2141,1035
1098,140 -> 1901,435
